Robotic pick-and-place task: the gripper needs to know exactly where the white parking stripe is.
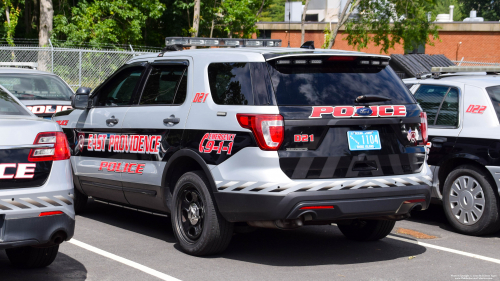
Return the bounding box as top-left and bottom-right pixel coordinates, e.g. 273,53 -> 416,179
69,239 -> 182,281
388,234 -> 500,265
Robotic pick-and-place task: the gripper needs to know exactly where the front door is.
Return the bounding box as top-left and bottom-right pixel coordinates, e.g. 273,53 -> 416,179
120,59 -> 193,210
74,63 -> 147,203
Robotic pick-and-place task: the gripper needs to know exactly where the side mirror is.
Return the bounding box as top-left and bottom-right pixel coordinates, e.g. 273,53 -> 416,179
71,87 -> 92,110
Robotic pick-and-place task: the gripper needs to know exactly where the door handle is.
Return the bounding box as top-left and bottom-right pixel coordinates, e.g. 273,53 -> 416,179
106,116 -> 119,126
163,115 -> 180,125
432,137 -> 447,143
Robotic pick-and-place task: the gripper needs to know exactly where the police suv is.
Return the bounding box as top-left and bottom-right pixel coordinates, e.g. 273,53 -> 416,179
0,86 -> 74,268
0,67 -> 74,119
54,37 -> 432,256
405,67 -> 500,236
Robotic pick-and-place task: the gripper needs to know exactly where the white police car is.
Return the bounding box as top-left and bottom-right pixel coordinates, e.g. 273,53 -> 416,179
0,67 -> 73,119
0,85 -> 75,268
54,37 -> 432,256
405,66 -> 500,235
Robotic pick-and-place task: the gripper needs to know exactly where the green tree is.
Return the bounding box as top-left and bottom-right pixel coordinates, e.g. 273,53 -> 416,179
458,0 -> 499,21
220,0 -> 267,38
259,0 -> 285,22
433,0 -> 465,21
52,0 -> 165,47
1,0 -> 23,45
343,0 -> 440,54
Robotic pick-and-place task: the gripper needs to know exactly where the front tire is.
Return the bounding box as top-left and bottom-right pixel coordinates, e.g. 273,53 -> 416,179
6,245 -> 59,268
171,171 -> 233,256
338,220 -> 396,241
442,165 -> 500,235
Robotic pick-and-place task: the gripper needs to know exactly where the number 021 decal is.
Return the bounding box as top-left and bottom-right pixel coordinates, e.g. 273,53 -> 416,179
199,133 -> 236,154
294,134 -> 314,142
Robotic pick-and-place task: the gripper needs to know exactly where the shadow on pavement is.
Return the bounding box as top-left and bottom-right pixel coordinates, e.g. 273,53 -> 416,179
409,203 -> 500,237
79,199 -> 176,243
82,200 -> 427,266
0,251 -> 87,281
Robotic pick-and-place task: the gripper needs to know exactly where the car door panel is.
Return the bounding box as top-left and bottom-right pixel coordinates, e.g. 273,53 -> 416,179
73,64 -> 147,203
120,59 -> 193,211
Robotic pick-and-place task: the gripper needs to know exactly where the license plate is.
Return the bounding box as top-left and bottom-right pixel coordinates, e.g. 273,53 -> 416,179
347,130 -> 381,151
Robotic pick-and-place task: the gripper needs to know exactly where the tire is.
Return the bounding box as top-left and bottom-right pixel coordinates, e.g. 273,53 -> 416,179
6,245 -> 59,268
338,220 -> 396,241
442,165 -> 500,236
73,187 -> 88,214
171,171 -> 233,256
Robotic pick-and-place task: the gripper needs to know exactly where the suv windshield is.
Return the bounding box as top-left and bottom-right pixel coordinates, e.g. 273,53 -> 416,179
267,56 -> 415,106
0,74 -> 73,101
0,88 -> 30,115
486,85 -> 500,123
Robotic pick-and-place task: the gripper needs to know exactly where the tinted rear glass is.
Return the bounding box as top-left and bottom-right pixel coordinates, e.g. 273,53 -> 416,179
486,85 -> 500,123
0,88 -> 30,115
0,74 -> 73,101
266,56 -> 415,106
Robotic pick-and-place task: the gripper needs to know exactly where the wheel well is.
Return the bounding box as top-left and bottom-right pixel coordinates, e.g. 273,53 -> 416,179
164,156 -> 207,196
438,158 -> 496,195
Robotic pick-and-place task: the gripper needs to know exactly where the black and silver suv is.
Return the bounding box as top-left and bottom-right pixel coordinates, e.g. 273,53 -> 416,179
54,38 -> 432,256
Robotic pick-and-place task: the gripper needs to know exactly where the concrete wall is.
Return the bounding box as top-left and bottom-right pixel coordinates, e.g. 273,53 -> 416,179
256,22 -> 500,62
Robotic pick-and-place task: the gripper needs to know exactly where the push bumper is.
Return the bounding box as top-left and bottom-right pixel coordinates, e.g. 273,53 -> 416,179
214,184 -> 431,222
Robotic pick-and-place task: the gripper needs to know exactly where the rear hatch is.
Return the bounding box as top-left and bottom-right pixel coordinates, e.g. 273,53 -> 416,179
266,54 -> 426,179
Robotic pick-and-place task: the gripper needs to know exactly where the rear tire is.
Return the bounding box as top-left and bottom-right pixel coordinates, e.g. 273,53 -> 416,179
171,171 -> 233,256
6,245 -> 59,268
442,165 -> 500,236
338,220 -> 396,241
73,187 -> 88,214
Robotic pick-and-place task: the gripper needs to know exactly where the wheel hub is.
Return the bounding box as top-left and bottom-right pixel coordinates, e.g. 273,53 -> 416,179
188,203 -> 201,225
449,176 -> 485,225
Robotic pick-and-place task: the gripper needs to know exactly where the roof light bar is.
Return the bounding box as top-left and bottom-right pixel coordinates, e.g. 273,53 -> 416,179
165,37 -> 281,48
431,66 -> 500,73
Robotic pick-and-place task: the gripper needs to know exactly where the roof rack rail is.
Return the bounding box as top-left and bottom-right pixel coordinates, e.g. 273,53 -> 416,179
164,37 -> 281,48
431,66 -> 500,79
0,62 -> 38,69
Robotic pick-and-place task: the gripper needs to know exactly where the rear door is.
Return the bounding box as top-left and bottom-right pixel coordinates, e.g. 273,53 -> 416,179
412,84 -> 462,197
120,59 -> 192,211
73,63 -> 147,203
265,55 -> 426,180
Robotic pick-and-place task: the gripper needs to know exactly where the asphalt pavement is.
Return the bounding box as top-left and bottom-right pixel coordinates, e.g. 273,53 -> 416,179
2,200 -> 500,281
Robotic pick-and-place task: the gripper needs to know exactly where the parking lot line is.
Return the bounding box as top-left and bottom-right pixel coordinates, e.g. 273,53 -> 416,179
68,239 -> 182,281
388,234 -> 500,265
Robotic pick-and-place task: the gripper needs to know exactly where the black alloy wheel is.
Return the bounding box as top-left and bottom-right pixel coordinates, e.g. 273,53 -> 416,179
177,186 -> 205,243
171,171 -> 233,256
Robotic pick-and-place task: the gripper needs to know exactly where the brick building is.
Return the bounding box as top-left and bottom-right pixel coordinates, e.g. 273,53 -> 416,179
255,22 -> 500,62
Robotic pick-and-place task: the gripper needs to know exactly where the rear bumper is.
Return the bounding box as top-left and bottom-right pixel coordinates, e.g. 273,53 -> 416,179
215,184 -> 431,222
0,213 -> 75,250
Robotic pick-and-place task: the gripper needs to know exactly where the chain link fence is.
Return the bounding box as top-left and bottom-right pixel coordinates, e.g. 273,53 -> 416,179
0,43 -> 158,91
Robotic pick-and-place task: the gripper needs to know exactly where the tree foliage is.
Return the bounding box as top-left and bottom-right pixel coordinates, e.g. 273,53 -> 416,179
458,0 -> 499,21
344,0 -> 440,54
52,0 -> 165,46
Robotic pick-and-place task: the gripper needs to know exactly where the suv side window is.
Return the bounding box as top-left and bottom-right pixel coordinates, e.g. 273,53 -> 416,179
140,65 -> 188,105
414,85 -> 459,127
95,66 -> 144,107
208,63 -> 253,105
435,88 -> 459,126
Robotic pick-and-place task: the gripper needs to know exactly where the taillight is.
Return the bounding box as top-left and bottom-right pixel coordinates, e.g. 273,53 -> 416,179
419,112 -> 428,145
28,132 -> 71,162
236,114 -> 284,151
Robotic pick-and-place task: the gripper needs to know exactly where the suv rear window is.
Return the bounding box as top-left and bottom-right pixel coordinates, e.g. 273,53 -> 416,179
266,56 -> 415,106
0,88 -> 30,116
486,85 -> 500,123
